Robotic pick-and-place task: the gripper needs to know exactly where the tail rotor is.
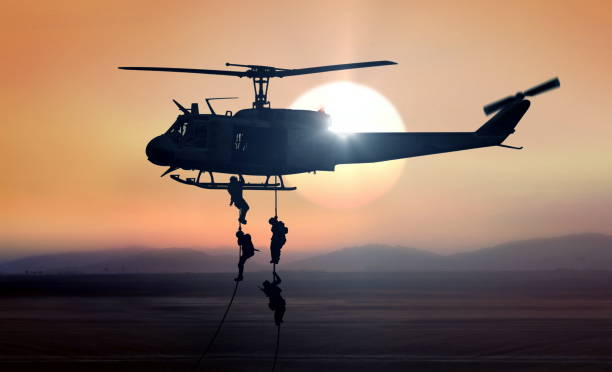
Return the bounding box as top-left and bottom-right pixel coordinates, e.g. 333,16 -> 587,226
483,78 -> 560,115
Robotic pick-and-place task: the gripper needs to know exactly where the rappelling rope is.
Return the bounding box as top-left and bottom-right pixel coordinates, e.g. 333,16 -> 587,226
274,176 -> 278,218
191,240 -> 242,371
272,324 -> 281,372
272,179 -> 281,372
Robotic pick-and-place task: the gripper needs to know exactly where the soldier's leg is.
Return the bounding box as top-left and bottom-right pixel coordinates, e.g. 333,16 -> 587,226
233,203 -> 242,222
275,304 -> 286,325
270,241 -> 280,264
241,200 -> 250,221
277,241 -> 286,263
235,256 -> 245,281
236,199 -> 249,224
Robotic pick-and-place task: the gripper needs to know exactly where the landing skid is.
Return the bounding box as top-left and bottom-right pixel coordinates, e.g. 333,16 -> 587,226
170,173 -> 296,191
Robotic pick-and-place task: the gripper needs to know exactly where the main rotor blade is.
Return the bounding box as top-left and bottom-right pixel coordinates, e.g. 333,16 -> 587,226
118,66 -> 247,77
274,60 -> 397,77
523,77 -> 560,97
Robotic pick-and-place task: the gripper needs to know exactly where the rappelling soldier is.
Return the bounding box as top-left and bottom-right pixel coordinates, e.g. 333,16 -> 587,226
259,271 -> 286,326
228,175 -> 249,224
269,217 -> 288,264
235,230 -> 257,282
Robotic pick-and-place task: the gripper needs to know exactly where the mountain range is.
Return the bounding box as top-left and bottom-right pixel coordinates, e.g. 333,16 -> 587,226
0,233 -> 611,274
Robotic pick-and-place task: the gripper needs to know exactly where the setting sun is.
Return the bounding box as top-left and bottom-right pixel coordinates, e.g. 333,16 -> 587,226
289,81 -> 406,209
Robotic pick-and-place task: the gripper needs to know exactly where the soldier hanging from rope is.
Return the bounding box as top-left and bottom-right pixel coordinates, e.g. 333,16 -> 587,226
228,175 -> 249,225
235,229 -> 258,282
260,271 -> 286,326
268,217 -> 288,265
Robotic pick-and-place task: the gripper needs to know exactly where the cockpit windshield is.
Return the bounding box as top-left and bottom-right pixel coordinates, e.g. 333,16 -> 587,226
167,119 -> 207,147
168,121 -> 188,136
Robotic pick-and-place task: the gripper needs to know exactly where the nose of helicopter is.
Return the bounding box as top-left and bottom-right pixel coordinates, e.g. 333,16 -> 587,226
146,134 -> 175,166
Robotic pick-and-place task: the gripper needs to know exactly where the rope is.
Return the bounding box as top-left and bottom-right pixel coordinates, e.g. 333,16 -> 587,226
271,265 -> 280,372
191,243 -> 242,371
274,176 -> 278,218
272,324 -> 281,372
272,182 -> 282,372
192,280 -> 240,371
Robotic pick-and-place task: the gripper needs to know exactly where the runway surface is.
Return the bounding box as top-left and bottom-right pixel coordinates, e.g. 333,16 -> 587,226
1,271 -> 611,371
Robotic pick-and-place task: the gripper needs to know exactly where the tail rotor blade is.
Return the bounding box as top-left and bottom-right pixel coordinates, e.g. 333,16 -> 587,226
483,95 -> 516,115
483,77 -> 561,115
523,77 -> 560,97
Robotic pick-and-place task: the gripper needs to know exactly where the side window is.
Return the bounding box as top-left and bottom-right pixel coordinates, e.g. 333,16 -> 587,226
233,130 -> 247,152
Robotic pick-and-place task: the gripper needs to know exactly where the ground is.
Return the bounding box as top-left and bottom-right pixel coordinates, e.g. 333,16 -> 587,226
1,271 -> 612,371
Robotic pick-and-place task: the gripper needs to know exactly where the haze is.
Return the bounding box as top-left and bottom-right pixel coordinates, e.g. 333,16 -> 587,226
1,0 -> 611,257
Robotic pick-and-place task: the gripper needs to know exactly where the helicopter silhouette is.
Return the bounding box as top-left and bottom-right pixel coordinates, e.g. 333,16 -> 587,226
119,61 -> 559,191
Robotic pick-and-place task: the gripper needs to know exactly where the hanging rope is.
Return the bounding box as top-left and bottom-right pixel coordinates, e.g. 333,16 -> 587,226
192,242 -> 242,371
191,280 -> 239,371
274,176 -> 278,218
271,186 -> 282,372
272,324 -> 281,372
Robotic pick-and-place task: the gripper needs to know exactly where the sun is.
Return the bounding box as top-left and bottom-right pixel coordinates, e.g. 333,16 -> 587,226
289,81 -> 406,209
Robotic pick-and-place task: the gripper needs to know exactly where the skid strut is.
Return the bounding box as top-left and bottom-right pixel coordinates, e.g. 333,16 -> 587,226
170,173 -> 296,191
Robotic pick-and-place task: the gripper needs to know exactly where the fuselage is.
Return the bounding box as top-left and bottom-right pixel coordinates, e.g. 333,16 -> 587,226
146,108 -> 337,175
146,101 -> 528,176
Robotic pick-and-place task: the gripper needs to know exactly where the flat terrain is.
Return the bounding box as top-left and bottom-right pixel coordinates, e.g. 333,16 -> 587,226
1,271 -> 612,371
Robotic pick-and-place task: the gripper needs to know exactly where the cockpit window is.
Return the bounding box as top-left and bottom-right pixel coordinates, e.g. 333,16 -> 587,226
167,120 -> 186,135
167,120 -> 207,147
177,123 -> 188,136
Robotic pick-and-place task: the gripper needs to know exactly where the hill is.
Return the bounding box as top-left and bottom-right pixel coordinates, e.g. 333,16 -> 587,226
284,244 -> 441,271
287,233 -> 612,271
0,248 -> 265,274
1,233 -> 611,274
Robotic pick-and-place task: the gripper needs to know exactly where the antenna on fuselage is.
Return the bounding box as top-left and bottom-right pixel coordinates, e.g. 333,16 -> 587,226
205,97 -> 238,115
172,99 -> 190,115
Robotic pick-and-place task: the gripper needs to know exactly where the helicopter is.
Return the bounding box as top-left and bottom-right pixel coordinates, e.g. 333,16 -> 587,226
119,61 -> 560,191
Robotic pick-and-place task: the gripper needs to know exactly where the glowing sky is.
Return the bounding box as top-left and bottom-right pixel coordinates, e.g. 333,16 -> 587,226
1,0 -> 611,257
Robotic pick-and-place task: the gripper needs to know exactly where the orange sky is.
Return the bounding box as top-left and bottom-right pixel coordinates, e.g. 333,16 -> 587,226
1,0 -> 611,257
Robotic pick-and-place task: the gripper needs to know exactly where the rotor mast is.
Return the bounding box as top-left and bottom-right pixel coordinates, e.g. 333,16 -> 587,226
253,76 -> 269,109
225,63 -> 291,109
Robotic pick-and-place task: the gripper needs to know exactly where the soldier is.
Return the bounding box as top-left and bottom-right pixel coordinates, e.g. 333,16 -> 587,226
235,230 -> 257,282
269,217 -> 288,264
228,175 -> 249,224
260,271 -> 286,326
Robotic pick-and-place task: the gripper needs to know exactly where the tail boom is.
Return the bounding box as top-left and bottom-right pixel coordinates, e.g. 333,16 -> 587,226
332,99 -> 531,165
332,132 -> 503,165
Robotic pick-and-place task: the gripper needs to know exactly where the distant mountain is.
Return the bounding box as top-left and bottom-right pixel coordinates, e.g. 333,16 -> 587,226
0,248 -> 146,274
285,244 -> 440,272
288,234 -> 612,272
85,248 -> 241,274
0,248 -> 265,274
1,234 -> 611,274
446,233 -> 612,271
